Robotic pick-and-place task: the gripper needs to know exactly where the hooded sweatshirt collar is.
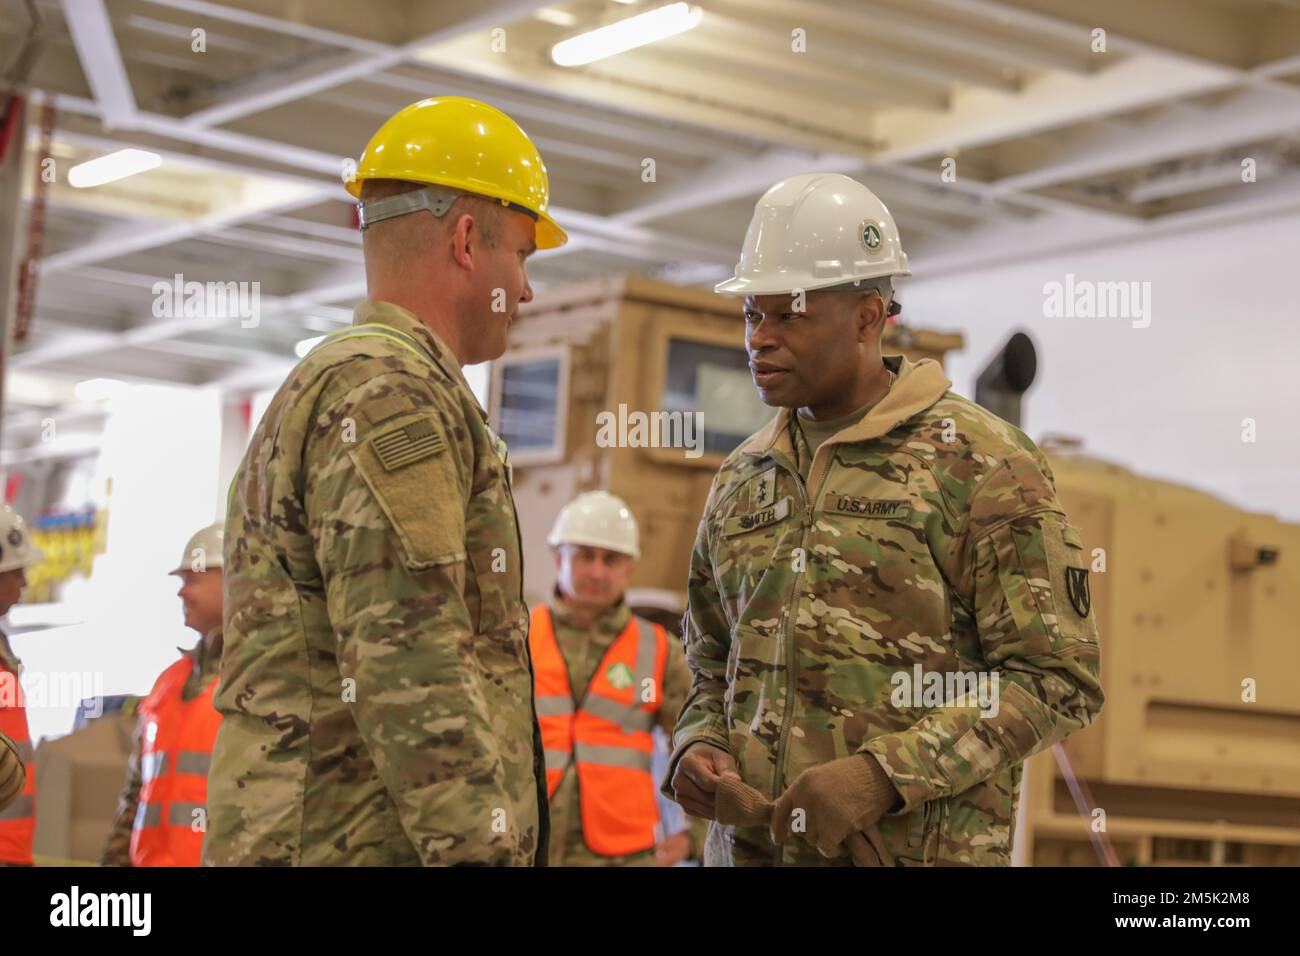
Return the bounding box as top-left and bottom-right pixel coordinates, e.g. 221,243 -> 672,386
739,354 -> 952,457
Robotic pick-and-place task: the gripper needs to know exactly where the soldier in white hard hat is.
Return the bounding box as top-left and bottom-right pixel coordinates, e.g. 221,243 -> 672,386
529,491 -> 703,866
667,172 -> 1103,867
0,504 -> 44,865
102,523 -> 225,867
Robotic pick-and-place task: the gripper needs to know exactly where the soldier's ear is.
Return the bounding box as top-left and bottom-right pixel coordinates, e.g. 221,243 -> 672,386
857,292 -> 885,342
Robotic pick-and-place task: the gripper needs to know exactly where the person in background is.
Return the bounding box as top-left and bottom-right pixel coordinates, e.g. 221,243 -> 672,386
101,523 -> 224,866
532,491 -> 704,866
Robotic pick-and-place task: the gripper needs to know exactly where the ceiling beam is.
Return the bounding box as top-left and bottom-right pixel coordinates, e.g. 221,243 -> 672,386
177,0 -> 555,128
412,37 -> 884,157
60,0 -> 139,128
662,18 -> 956,108
608,148 -> 860,225
139,0 -> 393,54
738,0 -> 1099,75
701,2 -> 1022,93
984,85 -> 1300,195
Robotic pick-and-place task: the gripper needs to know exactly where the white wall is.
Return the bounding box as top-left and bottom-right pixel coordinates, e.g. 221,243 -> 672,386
10,384 -> 221,741
902,210 -> 1300,522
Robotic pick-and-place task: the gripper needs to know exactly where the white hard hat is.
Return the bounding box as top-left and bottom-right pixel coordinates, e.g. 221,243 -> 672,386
547,491 -> 640,559
0,505 -> 44,574
716,172 -> 911,297
169,522 -> 225,575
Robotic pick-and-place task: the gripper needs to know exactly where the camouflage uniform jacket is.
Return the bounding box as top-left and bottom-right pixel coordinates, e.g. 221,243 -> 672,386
665,353 -> 1104,866
205,300 -> 547,866
101,634 -> 221,866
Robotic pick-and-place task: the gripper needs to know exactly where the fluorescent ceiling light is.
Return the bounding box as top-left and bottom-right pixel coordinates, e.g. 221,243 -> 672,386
74,378 -> 128,402
295,335 -> 326,358
67,148 -> 161,188
535,6 -> 577,26
551,2 -> 703,67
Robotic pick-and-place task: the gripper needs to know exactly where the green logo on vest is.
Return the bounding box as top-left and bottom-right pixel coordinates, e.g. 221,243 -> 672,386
605,662 -> 634,690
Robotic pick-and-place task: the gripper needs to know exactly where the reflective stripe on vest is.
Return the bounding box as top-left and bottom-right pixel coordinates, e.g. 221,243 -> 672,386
0,659 -> 34,865
129,655 -> 222,867
528,604 -> 667,857
0,794 -> 34,821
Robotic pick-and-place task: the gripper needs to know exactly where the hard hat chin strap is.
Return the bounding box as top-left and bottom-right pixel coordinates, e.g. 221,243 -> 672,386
358,184 -> 542,232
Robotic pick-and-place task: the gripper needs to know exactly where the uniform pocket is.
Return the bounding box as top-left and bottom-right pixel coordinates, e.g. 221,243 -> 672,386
467,547 -> 512,634
723,625 -> 782,776
1008,513 -> 1095,649
873,804 -> 930,866
723,626 -> 779,716
1042,519 -> 1096,644
712,497 -> 799,625
348,411 -> 466,571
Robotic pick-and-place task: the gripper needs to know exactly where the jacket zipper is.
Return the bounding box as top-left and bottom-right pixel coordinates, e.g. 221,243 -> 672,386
768,436 -> 836,866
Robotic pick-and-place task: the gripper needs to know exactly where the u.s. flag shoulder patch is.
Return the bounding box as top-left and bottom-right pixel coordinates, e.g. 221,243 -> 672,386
372,418 -> 445,471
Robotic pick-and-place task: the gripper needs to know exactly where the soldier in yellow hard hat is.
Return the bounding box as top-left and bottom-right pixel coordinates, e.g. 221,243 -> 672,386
206,97 -> 563,865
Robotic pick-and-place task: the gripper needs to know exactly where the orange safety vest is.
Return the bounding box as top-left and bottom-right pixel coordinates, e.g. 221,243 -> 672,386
0,657 -> 34,865
129,655 -> 221,866
529,604 -> 669,857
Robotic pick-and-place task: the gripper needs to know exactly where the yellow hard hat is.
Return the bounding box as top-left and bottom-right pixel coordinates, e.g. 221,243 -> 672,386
347,96 -> 568,249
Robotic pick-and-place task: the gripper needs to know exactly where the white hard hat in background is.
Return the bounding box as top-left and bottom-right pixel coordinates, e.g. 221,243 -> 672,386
716,172 -> 911,297
169,523 -> 225,575
0,505 -> 44,574
548,491 -> 640,559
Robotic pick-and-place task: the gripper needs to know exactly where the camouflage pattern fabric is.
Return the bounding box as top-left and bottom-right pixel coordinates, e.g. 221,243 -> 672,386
205,301 -> 547,866
664,353 -> 1104,866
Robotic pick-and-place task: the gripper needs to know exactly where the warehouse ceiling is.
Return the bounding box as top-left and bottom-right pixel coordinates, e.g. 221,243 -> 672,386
2,0 -> 1299,441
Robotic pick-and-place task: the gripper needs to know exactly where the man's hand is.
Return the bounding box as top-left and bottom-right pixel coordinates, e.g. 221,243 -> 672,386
670,742 -> 739,820
654,831 -> 693,866
770,754 -> 900,858
0,732 -> 23,814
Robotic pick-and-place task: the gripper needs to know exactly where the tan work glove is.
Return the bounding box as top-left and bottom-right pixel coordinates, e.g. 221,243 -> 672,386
717,772 -> 896,865
0,731 -> 24,814
770,754 -> 901,859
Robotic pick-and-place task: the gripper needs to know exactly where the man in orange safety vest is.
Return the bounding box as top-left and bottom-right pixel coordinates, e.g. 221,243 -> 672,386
101,523 -> 224,866
0,504 -> 44,866
530,491 -> 703,866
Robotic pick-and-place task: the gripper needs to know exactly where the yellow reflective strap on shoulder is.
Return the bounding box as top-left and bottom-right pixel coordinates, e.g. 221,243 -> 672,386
315,323 -> 427,363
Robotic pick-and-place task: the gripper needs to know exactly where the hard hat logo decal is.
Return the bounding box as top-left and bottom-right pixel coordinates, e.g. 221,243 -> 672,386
605,662 -> 634,690
862,222 -> 882,251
